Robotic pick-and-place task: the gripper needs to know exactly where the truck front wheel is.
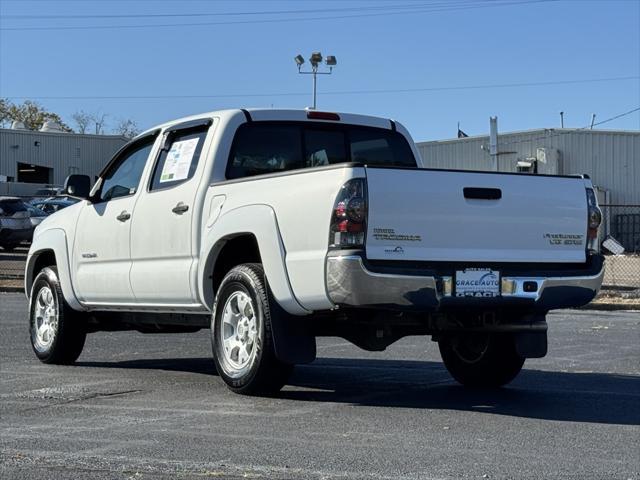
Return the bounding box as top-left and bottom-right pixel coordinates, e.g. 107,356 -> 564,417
211,263 -> 293,395
29,266 -> 86,364
438,333 -> 525,388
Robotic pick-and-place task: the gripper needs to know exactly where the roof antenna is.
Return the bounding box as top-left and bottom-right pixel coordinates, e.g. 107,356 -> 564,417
590,114 -> 596,129
560,111 -> 564,128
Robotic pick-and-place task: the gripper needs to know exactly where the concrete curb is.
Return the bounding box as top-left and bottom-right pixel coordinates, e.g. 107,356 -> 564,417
578,302 -> 640,312
0,286 -> 24,294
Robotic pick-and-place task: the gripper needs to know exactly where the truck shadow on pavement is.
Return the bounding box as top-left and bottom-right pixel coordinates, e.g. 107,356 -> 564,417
76,357 -> 640,426
286,358 -> 640,426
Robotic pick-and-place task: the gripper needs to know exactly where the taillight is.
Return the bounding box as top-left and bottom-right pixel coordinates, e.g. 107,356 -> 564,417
586,188 -> 602,253
329,178 -> 367,248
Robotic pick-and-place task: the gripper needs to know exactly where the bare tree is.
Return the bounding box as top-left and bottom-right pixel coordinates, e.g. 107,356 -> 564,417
113,118 -> 140,139
91,112 -> 108,135
71,110 -> 92,134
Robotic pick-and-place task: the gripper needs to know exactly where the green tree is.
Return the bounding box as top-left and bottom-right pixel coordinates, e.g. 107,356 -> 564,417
0,98 -> 13,128
0,98 -> 72,131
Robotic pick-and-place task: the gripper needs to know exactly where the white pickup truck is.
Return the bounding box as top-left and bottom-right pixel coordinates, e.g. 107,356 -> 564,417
25,108 -> 604,394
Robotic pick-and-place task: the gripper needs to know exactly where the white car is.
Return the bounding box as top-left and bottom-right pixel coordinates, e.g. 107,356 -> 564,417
25,109 -> 604,394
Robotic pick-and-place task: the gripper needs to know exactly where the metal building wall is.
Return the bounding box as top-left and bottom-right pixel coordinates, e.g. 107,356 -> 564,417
0,129 -> 127,186
417,129 -> 640,205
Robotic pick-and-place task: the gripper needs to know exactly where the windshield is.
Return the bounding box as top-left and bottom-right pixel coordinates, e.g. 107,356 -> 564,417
227,122 -> 416,179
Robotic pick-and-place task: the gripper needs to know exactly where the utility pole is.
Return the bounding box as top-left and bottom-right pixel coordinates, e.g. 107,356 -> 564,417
295,52 -> 337,110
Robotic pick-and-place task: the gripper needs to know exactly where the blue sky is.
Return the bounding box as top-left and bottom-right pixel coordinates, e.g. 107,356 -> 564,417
1,0 -> 638,141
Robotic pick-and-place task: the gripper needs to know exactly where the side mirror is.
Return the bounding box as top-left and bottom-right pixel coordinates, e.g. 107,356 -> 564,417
64,174 -> 91,199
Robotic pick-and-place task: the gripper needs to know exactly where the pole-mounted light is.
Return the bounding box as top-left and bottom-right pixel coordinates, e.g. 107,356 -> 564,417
295,51 -> 337,110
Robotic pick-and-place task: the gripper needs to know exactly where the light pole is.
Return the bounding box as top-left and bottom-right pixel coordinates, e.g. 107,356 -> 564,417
295,52 -> 337,110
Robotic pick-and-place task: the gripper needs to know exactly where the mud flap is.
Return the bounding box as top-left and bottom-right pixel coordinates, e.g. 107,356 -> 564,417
514,331 -> 548,358
270,306 -> 316,365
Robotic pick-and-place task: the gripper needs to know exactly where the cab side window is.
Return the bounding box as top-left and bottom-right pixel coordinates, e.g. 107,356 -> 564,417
149,129 -> 207,191
98,139 -> 155,202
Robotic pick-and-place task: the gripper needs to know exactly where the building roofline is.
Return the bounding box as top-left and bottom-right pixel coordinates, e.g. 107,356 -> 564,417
417,127 -> 640,145
0,128 -> 128,141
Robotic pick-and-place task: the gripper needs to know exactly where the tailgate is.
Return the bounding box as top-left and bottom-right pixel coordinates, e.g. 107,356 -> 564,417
365,167 -> 588,263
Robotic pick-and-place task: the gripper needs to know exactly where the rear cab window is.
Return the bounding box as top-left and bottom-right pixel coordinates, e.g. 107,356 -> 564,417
227,122 -> 416,179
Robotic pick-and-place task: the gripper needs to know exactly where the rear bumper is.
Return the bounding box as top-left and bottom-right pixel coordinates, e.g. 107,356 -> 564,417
325,252 -> 604,311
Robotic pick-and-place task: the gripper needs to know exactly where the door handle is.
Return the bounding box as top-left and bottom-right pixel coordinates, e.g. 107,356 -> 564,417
116,211 -> 131,222
172,202 -> 189,214
463,187 -> 502,200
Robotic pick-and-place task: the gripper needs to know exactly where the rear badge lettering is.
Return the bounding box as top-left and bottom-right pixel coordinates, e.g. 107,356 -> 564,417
373,228 -> 422,242
543,233 -> 584,246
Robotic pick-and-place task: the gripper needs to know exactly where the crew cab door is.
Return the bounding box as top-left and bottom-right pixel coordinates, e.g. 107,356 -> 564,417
129,119 -> 213,304
73,132 -> 159,304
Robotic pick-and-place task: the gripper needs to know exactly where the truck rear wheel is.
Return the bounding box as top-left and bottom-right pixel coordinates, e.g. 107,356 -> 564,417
438,333 -> 524,388
29,266 -> 87,364
211,263 -> 293,395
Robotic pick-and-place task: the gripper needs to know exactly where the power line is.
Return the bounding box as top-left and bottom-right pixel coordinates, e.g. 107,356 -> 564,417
4,76 -> 637,100
0,0 -> 558,31
0,1 -> 491,18
591,107 -> 640,127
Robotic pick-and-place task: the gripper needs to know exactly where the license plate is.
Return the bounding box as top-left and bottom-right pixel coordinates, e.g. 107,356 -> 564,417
455,268 -> 500,298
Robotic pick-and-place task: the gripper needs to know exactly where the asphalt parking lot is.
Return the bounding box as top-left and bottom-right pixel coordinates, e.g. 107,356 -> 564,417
1,293 -> 639,480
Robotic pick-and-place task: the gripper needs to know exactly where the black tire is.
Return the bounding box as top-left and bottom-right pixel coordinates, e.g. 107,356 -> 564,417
438,333 -> 525,388
29,266 -> 86,364
211,263 -> 293,395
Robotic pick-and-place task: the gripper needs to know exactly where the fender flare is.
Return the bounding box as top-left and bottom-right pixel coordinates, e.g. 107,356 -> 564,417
25,228 -> 84,311
197,204 -> 309,316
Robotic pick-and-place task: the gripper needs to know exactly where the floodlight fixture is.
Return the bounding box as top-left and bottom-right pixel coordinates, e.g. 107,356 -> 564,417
309,52 -> 323,67
295,51 -> 337,110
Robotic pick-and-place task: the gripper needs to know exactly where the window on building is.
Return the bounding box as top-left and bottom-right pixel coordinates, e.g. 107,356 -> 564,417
16,163 -> 52,184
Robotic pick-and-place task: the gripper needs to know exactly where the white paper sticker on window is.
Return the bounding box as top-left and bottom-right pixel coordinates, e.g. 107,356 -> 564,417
160,137 -> 199,183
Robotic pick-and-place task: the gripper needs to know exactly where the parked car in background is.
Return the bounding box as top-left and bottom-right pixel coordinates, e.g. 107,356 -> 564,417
31,197 -> 79,215
26,204 -> 48,228
29,187 -> 64,204
0,196 -> 34,251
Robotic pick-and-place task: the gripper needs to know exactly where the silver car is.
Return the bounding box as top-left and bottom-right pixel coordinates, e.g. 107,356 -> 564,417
0,197 -> 34,251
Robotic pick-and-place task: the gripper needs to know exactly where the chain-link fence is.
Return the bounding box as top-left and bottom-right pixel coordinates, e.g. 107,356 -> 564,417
600,205 -> 640,289
0,245 -> 27,275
